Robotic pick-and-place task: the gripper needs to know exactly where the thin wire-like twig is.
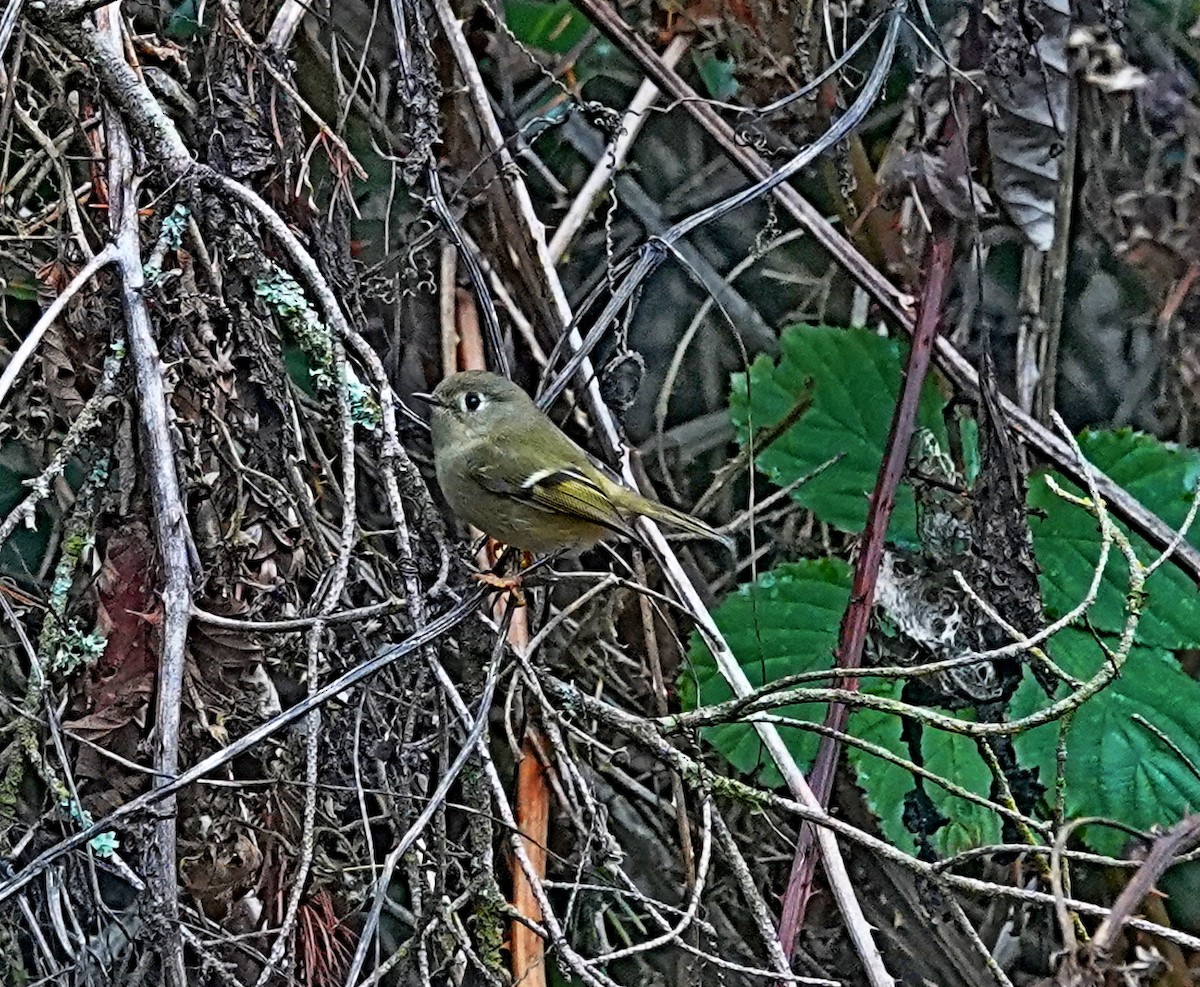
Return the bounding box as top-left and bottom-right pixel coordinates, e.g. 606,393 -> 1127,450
547,35 -> 690,263
544,677 -> 1200,953
538,4 -> 908,414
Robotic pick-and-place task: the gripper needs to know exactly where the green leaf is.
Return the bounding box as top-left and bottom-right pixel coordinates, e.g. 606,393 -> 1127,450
688,421 -> 1200,858
681,559 -> 851,787
1011,628 -> 1200,855
729,325 -> 948,545
1078,428 -> 1200,521
1030,429 -> 1200,649
956,409 -> 980,485
684,555 -> 1000,856
848,702 -> 1002,858
845,699 -> 917,856
694,52 -> 739,100
1,279 -> 39,301
166,0 -> 204,40
504,0 -> 591,54
283,343 -> 318,397
921,722 -> 1002,855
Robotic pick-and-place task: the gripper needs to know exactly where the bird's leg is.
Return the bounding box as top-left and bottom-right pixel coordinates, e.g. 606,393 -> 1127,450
473,546 -> 570,605
473,541 -> 535,605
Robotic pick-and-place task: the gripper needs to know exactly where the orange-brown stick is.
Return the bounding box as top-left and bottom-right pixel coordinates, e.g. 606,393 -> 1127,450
511,733 -> 549,987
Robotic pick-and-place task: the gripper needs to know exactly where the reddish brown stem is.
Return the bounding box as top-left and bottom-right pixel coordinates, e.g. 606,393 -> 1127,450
511,733 -> 550,987
776,235 -> 955,958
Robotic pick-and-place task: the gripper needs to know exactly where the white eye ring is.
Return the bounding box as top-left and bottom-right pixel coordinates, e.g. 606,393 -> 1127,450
462,392 -> 483,413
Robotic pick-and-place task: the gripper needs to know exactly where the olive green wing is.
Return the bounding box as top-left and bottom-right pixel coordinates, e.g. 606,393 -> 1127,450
475,464 -> 639,542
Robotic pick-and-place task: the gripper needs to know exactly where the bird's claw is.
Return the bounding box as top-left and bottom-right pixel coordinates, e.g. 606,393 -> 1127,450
474,546 -> 534,606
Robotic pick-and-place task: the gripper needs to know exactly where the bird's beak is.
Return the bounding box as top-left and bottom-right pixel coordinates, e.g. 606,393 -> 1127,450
411,391 -> 439,407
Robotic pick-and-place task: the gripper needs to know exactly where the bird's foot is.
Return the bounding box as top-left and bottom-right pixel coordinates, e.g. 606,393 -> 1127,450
474,546 -> 536,606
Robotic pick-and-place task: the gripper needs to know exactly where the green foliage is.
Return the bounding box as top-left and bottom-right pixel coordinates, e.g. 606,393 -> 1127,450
1030,430 -> 1200,648
684,324 -> 1200,858
283,342 -> 319,397
844,702 -> 917,855
686,558 -> 1002,857
694,52 -> 739,100
1012,629 -> 1200,856
848,706 -> 1002,858
681,559 -> 851,787
166,0 -> 204,40
730,325 -> 948,546
1,278 -> 39,301
955,409 -> 980,485
504,0 -> 591,54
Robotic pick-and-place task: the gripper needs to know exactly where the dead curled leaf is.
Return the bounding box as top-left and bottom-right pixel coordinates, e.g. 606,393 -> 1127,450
182,830 -> 265,920
67,523 -> 160,741
40,327 -> 86,420
62,679 -> 153,740
983,0 -> 1070,251
879,149 -> 994,221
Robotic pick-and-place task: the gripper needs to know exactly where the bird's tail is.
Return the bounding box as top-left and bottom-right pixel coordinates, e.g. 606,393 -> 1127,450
629,495 -> 735,552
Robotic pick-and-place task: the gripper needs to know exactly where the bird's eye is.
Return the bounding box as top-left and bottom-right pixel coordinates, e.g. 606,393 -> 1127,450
463,392 -> 482,413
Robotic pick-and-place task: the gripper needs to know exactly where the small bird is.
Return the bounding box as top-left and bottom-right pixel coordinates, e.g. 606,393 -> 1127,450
414,370 -> 733,556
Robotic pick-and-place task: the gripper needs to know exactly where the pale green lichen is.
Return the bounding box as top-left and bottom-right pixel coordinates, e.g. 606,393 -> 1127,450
255,266 -> 333,389
47,621 -> 106,676
143,204 -> 192,285
255,264 -> 380,429
59,795 -> 119,857
345,368 -> 381,431
0,472 -> 103,849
